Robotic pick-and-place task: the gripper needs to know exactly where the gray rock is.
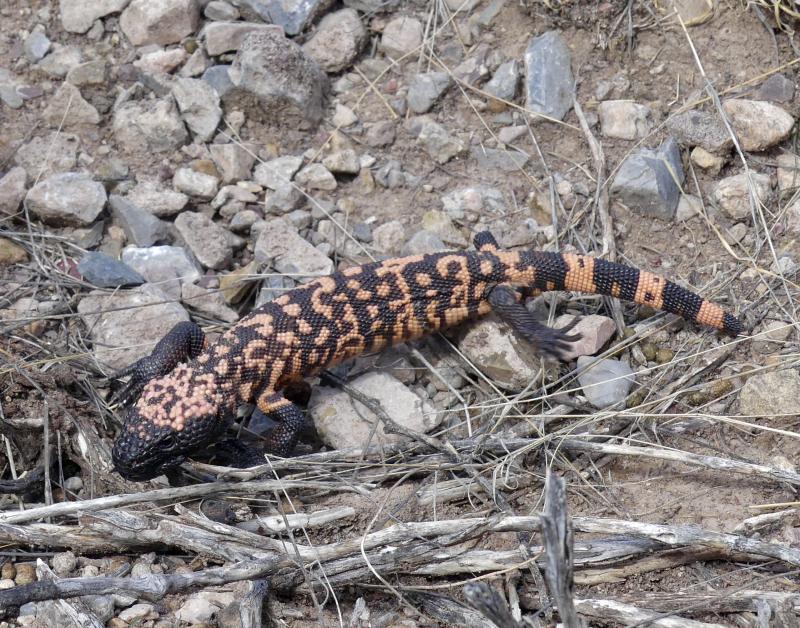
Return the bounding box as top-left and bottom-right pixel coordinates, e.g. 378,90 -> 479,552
402,230 -> 446,255
121,245 -> 202,299
751,320 -> 793,354
113,97 -> 188,153
24,29 -> 51,63
180,47 -> 210,77
309,372 -> 438,449
665,110 -> 732,154
374,160 -> 407,188
485,60 -> 519,102
420,210 -> 466,246
254,217 -> 334,281
78,252 -> 145,288
60,0 -> 129,33
497,125 -> 526,144
120,0 -> 201,46
364,120 -> 396,147
174,212 -> 235,269
295,163 -> 336,190
524,30 -> 574,121
229,29 -> 329,125
610,136 -> 684,221
407,72 -> 452,114
410,117 -> 465,164
371,220 -> 405,253
77,284 -> 190,370
108,194 -> 170,247
303,8 -> 367,74
342,0 -> 400,13
172,167 -> 220,198
598,100 -> 652,140
205,0 -> 240,20
229,208 -> 260,232
203,21 -> 282,56
212,184 -> 259,211
253,155 -> 303,189
171,78 -> 222,142
25,172 -> 106,226
722,98 -> 794,152
0,84 -> 22,109
739,370 -> 800,417
255,271 -> 295,306
379,16 -> 423,59
322,149 -> 360,175
713,171 -> 773,221
264,183 -> 304,213
332,103 -> 358,127
126,179 -> 189,217
458,316 -> 543,391
118,604 -> 157,623
208,143 -> 256,183
36,44 -> 83,78
470,146 -> 528,172
757,73 -> 795,103
135,48 -> 189,77
66,60 -> 107,86
576,356 -> 634,408
441,186 -> 506,220
201,65 -> 235,97
42,83 -> 100,129
14,133 -> 79,178
181,282 -> 239,322
0,167 -> 27,216
231,0 -> 335,37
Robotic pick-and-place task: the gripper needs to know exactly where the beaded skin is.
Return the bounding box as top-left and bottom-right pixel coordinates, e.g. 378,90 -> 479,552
111,232 -> 742,480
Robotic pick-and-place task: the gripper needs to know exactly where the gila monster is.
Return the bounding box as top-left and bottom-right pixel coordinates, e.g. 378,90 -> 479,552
111,231 -> 742,480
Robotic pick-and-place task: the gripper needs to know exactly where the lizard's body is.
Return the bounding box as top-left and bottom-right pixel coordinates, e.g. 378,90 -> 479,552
112,232 -> 742,480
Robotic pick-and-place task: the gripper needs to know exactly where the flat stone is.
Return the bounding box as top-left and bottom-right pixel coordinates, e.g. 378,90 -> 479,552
208,143 -> 256,183
470,146 -> 528,172
229,29 -> 329,125
126,179 -> 189,217
36,44 -> 83,78
108,194 -> 170,247
524,30 -> 574,121
757,73 -> 795,103
120,0 -> 201,46
174,212 -> 235,269
576,356 -> 634,408
0,167 -> 27,216
554,314 -> 616,360
14,133 -> 79,178
485,59 -> 519,102
295,163 -> 336,190
42,83 -> 100,129
302,8 -> 367,73
201,65 -> 235,97
25,172 -> 106,227
380,16 -> 423,59
66,60 -> 107,86
121,245 -> 202,300
723,99 -> 794,152
205,1 -> 241,20
739,369 -> 800,417
203,21 -> 282,56
309,372 -> 438,449
232,0 -> 335,37
24,29 -> 51,62
113,97 -> 188,154
77,252 -> 145,288
406,72 -> 452,114
713,172 -> 773,221
665,109 -> 732,154
173,167 -> 220,198
254,217 -> 334,282
77,284 -> 190,370
171,77 -> 222,142
598,100 -> 652,140
610,136 -> 684,221
253,155 -> 303,190
60,0 -> 129,33
402,229 -> 446,255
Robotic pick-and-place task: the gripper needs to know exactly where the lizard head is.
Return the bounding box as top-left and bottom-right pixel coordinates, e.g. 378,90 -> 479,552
112,365 -> 223,481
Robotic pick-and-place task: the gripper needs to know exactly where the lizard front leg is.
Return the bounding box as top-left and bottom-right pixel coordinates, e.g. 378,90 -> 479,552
255,390 -> 306,457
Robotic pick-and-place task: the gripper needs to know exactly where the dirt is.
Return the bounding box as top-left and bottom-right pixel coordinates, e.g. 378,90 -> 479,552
2,0 -> 800,626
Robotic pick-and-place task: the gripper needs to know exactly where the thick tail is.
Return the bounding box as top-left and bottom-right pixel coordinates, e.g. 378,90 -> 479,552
506,250 -> 743,336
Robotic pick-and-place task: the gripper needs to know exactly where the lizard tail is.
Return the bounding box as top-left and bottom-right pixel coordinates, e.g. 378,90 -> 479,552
500,250 -> 744,336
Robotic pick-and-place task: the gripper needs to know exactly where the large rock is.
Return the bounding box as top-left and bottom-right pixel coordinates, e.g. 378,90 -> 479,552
739,370 -> 800,417
60,0 -> 129,33
610,136 -> 684,221
43,83 -> 100,129
524,30 -> 574,121
598,100 -> 652,140
309,372 -> 438,450
14,133 -> 79,178
77,285 -> 190,371
121,246 -> 202,300
113,97 -> 188,153
254,218 -> 333,282
379,16 -> 423,59
229,30 -> 329,125
713,172 -> 773,221
25,172 -> 106,226
108,194 -> 169,247
723,99 -> 794,152
174,212 -> 235,270
302,9 -> 367,74
78,252 -> 145,289
119,0 -> 200,46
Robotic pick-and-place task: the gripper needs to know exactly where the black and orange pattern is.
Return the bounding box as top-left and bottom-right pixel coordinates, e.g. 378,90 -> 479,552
111,232 -> 742,480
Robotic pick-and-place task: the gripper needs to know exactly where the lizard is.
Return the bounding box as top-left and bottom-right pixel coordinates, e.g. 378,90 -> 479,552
111,231 -> 743,480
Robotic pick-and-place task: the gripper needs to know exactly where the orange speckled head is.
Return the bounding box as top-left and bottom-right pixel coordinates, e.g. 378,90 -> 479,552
112,365 -> 225,480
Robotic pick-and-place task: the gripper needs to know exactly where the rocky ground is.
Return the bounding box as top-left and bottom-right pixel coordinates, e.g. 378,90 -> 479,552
3,0 -> 800,625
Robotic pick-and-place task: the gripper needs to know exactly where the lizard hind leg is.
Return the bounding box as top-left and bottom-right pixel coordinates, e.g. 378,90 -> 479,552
487,284 -> 581,360
256,391 -> 306,457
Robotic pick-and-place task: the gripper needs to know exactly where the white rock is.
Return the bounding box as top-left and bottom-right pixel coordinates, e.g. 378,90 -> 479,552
120,0 -> 201,46
379,16 -> 423,58
25,172 -> 106,226
576,356 -> 634,408
713,172 -> 773,220
173,167 -> 220,198
253,156 -> 304,190
597,100 -> 652,140
723,99 -> 794,152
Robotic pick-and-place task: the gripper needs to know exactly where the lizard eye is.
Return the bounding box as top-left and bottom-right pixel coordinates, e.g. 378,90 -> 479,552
162,434 -> 178,450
